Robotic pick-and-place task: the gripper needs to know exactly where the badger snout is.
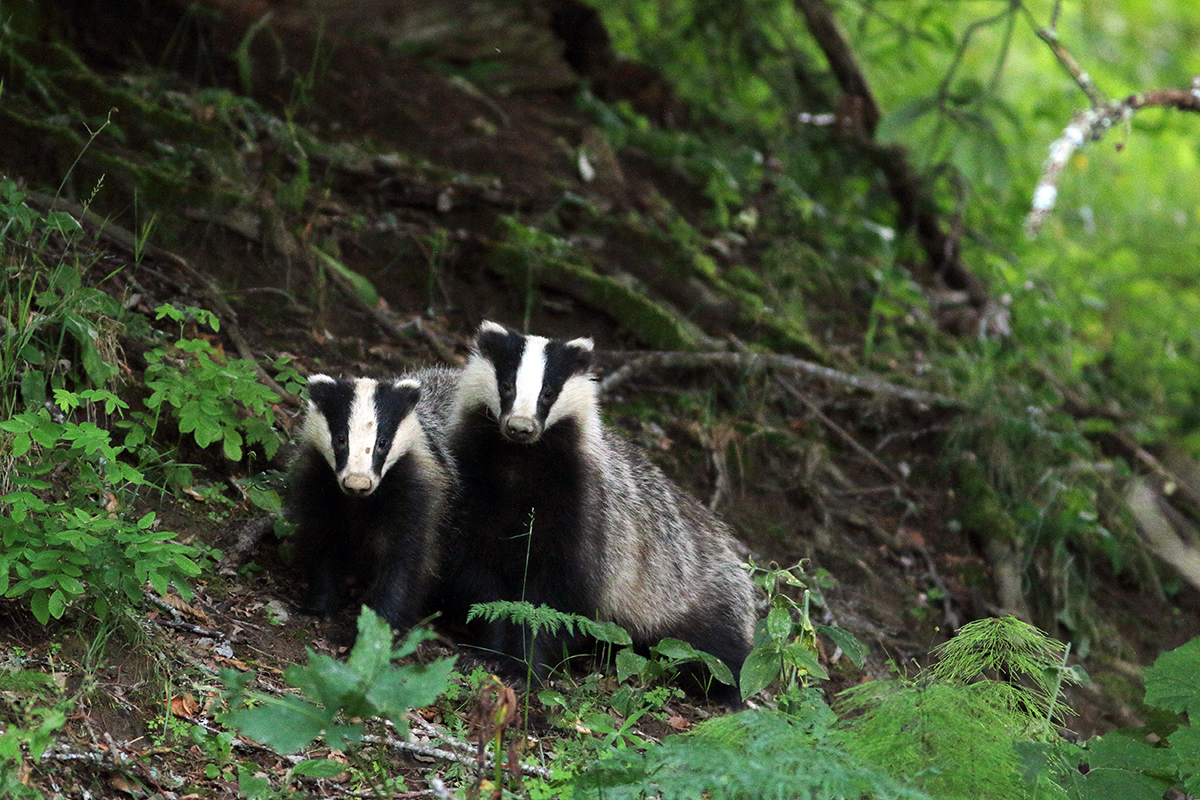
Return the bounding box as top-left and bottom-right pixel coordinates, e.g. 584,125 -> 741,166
501,415 -> 542,443
340,472 -> 377,496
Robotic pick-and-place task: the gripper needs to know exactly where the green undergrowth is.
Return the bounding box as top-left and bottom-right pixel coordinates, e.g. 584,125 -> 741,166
0,177 -> 293,627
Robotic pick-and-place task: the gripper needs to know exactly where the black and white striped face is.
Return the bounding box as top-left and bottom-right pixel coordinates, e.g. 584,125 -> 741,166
301,375 -> 423,496
456,321 -> 596,443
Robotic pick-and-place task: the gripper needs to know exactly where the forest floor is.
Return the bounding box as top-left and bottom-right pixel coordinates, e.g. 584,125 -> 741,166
3,3 -> 1199,797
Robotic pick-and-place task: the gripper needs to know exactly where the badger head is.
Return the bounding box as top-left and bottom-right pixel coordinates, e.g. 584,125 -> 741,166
454,320 -> 597,444
301,375 -> 423,496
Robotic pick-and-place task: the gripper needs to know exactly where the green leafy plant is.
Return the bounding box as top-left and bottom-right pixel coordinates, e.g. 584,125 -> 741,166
740,561 -> 866,702
1039,636 -> 1200,799
124,304 -> 283,467
612,637 -> 736,698
0,388 -> 203,623
467,600 -> 634,668
1,181 -> 125,417
221,607 -> 456,755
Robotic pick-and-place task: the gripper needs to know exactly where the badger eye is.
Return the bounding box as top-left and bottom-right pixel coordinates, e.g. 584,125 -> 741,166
499,380 -> 515,397
539,387 -> 555,404
334,433 -> 348,448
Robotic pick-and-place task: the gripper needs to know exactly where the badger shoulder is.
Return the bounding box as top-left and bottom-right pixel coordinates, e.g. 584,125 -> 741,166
589,426 -> 756,634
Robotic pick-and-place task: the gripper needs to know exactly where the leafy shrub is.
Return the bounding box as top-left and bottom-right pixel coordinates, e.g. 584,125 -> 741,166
0,388 -> 203,622
740,561 -> 866,702
1040,636 -> 1200,799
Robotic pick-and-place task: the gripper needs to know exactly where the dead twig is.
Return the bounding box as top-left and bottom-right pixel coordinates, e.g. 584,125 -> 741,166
359,734 -> 552,780
774,374 -> 905,484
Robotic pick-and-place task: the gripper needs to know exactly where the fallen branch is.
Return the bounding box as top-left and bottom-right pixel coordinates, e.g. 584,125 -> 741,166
598,349 -> 964,409
774,374 -> 905,483
360,733 -> 553,780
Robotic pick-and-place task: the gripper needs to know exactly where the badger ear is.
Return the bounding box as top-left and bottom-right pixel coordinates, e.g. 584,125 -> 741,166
395,377 -> 421,392
566,336 -> 595,352
307,373 -> 336,387
478,320 -> 508,337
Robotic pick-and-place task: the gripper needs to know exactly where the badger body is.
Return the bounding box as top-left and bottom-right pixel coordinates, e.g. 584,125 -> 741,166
441,322 -> 755,700
289,366 -> 458,630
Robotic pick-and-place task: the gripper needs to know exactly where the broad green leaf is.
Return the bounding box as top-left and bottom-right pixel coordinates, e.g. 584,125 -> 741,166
1077,767 -> 1173,800
30,590 -> 49,624
291,759 -> 347,778
783,641 -> 827,680
347,606 -> 395,679
1143,637 -> 1200,717
766,605 -> 791,641
653,638 -> 698,662
697,652 -> 735,686
817,624 -> 869,667
739,646 -> 780,699
366,658 -> 456,720
223,695 -> 330,754
615,648 -> 649,683
588,619 -> 633,646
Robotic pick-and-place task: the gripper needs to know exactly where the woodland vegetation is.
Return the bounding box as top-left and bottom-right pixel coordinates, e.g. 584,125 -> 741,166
1,0 -> 1199,797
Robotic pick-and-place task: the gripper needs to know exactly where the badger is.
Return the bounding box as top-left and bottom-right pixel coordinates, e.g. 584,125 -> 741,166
288,366 -> 459,631
439,321 -> 755,702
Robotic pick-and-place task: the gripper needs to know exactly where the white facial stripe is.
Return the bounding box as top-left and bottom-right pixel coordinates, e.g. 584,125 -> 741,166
300,400 -> 336,470
342,378 -> 379,481
510,335 -> 549,420
383,410 -> 422,472
452,354 -> 501,424
546,371 -> 600,433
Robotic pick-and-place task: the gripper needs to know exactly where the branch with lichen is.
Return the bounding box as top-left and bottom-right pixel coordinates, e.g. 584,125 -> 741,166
1026,81 -> 1200,235
1023,1 -> 1200,234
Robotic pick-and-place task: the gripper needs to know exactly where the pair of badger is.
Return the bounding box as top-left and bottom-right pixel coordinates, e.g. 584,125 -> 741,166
290,321 -> 755,702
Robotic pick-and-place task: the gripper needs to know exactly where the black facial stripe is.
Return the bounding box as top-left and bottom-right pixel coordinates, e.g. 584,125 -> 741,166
539,339 -> 593,417
477,326 -> 527,417
371,382 -> 421,474
308,378 -> 356,472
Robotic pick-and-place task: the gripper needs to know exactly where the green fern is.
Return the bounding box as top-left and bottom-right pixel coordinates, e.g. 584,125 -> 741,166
838,616 -> 1080,800
573,694 -> 926,800
466,600 -> 632,647
838,680 -> 1043,800
929,615 -> 1078,735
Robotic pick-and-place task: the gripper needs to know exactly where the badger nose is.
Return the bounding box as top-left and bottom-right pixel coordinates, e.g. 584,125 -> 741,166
502,415 -> 540,443
341,473 -> 376,496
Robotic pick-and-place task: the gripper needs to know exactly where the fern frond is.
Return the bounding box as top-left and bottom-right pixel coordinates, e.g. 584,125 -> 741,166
466,601 -> 632,645
575,700 -> 926,800
930,615 -> 1077,728
839,680 -> 1029,800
